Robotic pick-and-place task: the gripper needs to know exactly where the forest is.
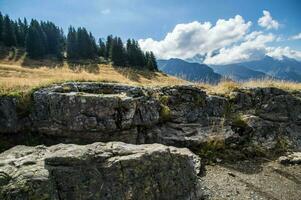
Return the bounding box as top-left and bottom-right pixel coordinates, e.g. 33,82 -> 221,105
0,12 -> 158,71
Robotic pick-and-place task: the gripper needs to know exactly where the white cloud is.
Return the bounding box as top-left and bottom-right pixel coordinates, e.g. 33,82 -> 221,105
258,10 -> 279,30
101,9 -> 111,15
267,46 -> 301,61
289,33 -> 301,40
139,13 -> 301,64
203,32 -> 275,65
139,15 -> 251,59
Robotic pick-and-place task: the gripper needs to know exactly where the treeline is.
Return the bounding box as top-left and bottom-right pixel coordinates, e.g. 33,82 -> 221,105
0,12 -> 158,71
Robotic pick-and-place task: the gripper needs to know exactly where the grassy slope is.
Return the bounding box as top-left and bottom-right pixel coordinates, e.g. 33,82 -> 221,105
1,47 -> 301,98
0,47 -> 185,96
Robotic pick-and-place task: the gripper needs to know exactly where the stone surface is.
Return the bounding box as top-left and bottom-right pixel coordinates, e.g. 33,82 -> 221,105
0,142 -> 204,200
0,82 -> 301,152
278,152 -> 301,165
203,159 -> 301,200
0,96 -> 18,133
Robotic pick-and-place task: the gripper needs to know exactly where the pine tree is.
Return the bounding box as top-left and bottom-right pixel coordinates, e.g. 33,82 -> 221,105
3,15 -> 17,46
89,32 -> 98,59
67,26 -> 78,59
25,20 -> 47,58
98,38 -> 106,57
41,21 -> 64,57
0,12 -> 3,43
105,35 -> 113,59
150,51 -> 158,71
110,37 -> 126,66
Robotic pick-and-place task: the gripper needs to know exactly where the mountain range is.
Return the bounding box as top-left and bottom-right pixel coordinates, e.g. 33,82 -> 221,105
158,56 -> 301,83
157,58 -> 222,84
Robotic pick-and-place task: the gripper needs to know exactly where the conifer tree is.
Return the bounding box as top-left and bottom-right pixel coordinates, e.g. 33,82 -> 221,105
150,52 -> 158,71
66,26 -> 78,59
41,21 -> 64,57
3,15 -> 17,46
25,20 -> 47,58
110,37 -> 126,66
105,35 -> 113,59
0,12 -> 3,43
98,38 -> 106,57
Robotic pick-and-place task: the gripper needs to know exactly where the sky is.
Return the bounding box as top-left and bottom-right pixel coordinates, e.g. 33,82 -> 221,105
1,0 -> 301,64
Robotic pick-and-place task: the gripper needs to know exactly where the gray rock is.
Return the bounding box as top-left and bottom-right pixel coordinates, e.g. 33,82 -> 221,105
0,142 -> 204,200
30,82 -> 161,143
0,96 -> 19,133
1,83 -> 301,152
278,152 -> 301,165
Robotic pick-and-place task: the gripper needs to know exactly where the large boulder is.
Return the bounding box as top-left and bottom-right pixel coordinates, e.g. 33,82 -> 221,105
0,142 -> 204,200
30,82 -> 161,143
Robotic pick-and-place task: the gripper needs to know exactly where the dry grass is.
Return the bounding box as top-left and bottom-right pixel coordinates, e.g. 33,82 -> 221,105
198,78 -> 301,95
1,47 -> 301,97
0,61 -> 186,96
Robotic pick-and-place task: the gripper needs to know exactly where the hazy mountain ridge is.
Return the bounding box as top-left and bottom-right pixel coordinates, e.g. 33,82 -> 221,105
183,54 -> 301,82
210,64 -> 271,81
157,58 -> 222,84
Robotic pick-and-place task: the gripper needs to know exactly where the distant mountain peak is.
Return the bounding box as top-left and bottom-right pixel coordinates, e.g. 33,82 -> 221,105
157,58 -> 222,84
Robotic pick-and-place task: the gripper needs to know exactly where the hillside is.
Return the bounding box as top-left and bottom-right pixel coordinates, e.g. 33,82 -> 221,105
223,56 -> 301,82
0,48 -> 185,96
157,58 -> 222,84
211,64 -> 270,81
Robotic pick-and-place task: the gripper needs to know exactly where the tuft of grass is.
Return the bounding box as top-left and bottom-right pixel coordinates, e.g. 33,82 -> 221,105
160,105 -> 171,121
198,78 -> 301,96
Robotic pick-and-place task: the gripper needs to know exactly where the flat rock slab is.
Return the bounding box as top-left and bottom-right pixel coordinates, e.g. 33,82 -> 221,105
0,142 -> 203,200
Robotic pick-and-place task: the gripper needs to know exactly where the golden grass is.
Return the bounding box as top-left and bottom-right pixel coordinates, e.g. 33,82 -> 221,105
198,78 -> 301,95
1,47 -> 301,97
0,62 -> 186,96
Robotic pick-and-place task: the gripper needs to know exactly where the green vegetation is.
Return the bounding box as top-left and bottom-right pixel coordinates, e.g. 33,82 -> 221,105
160,105 -> 171,121
0,12 -> 158,71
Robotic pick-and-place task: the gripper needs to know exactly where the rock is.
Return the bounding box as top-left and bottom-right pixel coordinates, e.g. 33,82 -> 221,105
0,96 -> 19,133
278,152 -> 301,165
1,83 -> 301,154
0,142 -> 204,200
30,82 -> 161,143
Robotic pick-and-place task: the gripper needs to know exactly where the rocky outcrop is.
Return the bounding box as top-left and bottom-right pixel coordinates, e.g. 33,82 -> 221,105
1,82 -> 301,199
1,82 -> 301,153
0,142 -> 204,200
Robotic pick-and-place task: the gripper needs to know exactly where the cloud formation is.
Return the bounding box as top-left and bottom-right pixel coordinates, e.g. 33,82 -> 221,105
139,15 -> 251,59
101,9 -> 111,15
267,46 -> 301,60
139,11 -> 301,64
203,32 -> 275,65
289,33 -> 301,40
258,10 -> 279,30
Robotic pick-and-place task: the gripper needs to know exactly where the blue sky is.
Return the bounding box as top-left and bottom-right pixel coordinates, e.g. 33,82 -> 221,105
1,0 -> 301,64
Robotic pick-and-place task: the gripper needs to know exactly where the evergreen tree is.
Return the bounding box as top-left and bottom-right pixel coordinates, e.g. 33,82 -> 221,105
89,32 -> 98,58
110,37 -> 126,66
15,18 -> 26,47
25,20 -> 47,58
0,12 -> 3,43
66,26 -> 78,59
3,15 -> 17,46
41,21 -> 64,57
98,38 -> 106,57
145,51 -> 158,71
125,39 -> 144,68
150,51 -> 158,71
105,35 -> 113,59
